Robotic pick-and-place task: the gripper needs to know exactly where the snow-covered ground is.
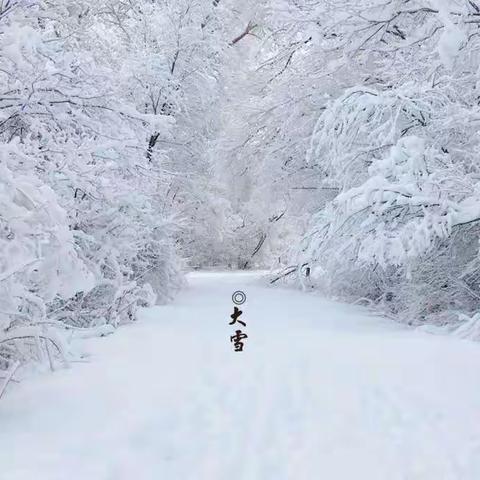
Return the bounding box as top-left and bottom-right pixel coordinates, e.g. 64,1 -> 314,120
1,271 -> 480,480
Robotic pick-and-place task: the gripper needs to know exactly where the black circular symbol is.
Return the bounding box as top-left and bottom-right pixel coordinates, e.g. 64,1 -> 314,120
232,291 -> 247,305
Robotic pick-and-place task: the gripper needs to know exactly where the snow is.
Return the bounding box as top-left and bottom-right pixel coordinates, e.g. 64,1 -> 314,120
435,0 -> 467,69
1,271 -> 480,479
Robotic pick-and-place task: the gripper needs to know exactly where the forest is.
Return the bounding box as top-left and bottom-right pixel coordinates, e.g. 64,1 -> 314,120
2,0 -> 480,376
4,2 -> 480,479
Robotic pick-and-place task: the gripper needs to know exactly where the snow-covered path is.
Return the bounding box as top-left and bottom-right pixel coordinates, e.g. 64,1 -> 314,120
2,272 -> 480,480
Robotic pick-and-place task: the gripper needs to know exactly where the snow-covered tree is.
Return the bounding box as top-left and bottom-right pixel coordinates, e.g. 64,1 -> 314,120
0,0 -> 184,373
285,0 -> 480,323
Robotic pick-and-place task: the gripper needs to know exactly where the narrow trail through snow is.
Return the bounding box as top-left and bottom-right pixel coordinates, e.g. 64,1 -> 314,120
2,272 -> 480,480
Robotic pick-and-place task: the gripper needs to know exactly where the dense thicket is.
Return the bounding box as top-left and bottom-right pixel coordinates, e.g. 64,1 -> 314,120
3,0 -> 480,384
0,0 -> 254,380
225,0 -> 480,331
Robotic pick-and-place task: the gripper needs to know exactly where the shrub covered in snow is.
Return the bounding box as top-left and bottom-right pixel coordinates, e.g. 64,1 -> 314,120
283,0 -> 480,325
0,0 -> 239,376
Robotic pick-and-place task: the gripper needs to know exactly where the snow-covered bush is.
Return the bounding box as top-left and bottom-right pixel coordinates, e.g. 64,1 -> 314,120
0,0 -> 188,376
0,0 -> 272,379
0,155 -> 94,370
202,0 -> 480,331
286,0 -> 480,325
